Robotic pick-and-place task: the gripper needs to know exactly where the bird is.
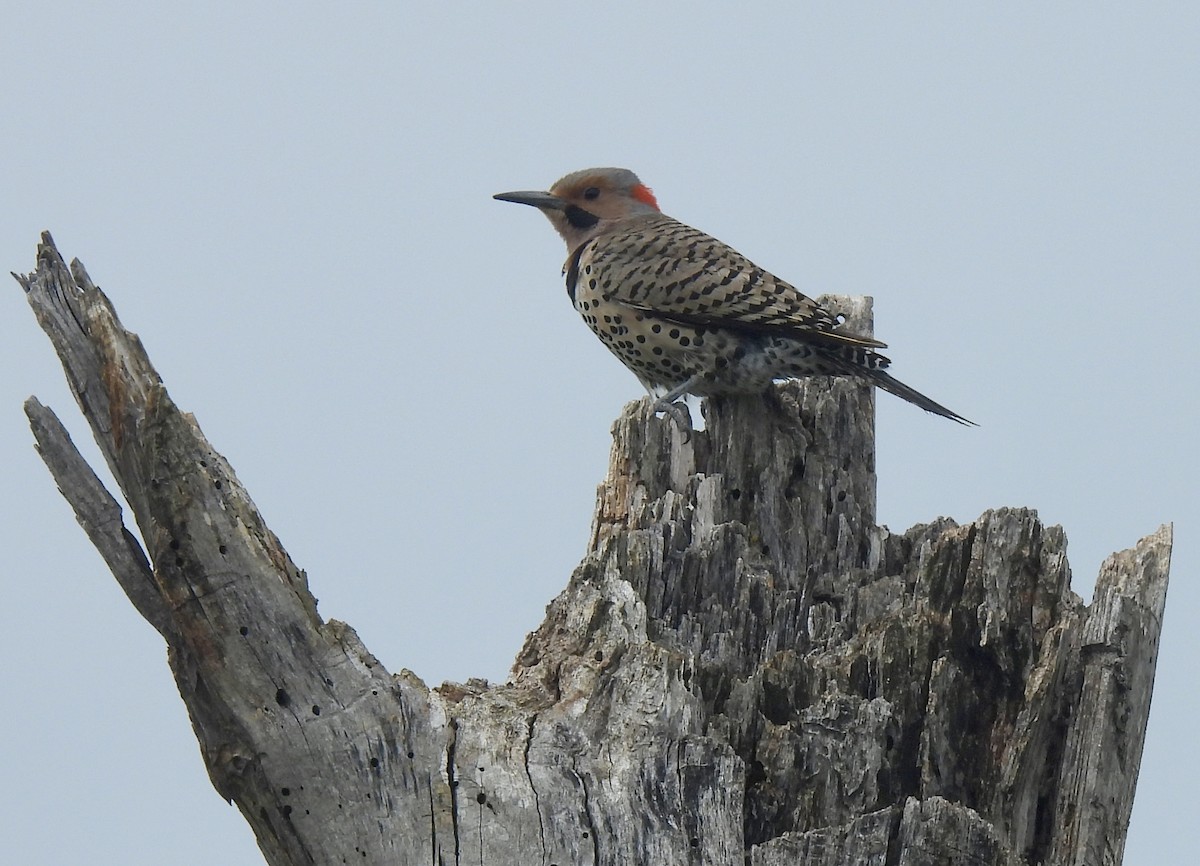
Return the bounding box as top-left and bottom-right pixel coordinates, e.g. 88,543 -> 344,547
494,167 -> 972,427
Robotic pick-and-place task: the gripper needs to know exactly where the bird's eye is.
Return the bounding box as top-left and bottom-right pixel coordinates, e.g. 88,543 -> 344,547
583,187 -> 601,200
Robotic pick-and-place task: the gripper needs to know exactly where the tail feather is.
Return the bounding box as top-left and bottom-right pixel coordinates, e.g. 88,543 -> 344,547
865,369 -> 975,426
817,343 -> 974,425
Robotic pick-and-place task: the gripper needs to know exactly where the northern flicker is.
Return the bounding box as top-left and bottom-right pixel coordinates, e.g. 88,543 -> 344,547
495,167 -> 972,426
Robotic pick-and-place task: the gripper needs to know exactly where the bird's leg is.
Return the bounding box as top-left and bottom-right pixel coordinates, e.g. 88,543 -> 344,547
654,399 -> 693,438
648,374 -> 707,439
654,375 -> 703,407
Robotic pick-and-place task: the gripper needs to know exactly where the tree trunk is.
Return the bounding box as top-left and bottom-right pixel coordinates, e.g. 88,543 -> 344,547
16,233 -> 1170,866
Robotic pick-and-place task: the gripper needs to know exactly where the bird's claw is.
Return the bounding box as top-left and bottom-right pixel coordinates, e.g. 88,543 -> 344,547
651,397 -> 693,443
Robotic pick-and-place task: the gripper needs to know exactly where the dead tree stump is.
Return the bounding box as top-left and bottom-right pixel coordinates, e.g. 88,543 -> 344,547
16,233 -> 1170,865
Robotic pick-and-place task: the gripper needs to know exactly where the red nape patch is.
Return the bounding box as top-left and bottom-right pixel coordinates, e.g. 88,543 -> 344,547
631,183 -> 659,210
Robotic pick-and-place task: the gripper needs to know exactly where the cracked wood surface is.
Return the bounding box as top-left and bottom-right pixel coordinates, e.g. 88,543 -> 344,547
17,233 -> 1170,865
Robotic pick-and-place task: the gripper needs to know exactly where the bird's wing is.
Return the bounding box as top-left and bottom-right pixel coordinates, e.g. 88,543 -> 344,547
586,215 -> 886,350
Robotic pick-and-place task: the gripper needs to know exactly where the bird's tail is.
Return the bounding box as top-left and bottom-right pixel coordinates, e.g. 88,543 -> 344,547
863,368 -> 975,425
818,344 -> 974,425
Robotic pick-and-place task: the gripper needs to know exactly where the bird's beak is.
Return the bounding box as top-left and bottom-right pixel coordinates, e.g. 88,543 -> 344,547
493,190 -> 566,211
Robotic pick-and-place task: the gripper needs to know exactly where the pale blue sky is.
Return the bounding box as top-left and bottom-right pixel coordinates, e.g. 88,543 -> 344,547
2,4 -> 1195,863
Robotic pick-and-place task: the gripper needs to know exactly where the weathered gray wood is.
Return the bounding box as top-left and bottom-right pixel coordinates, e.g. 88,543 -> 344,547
16,233 -> 1170,865
25,397 -> 176,639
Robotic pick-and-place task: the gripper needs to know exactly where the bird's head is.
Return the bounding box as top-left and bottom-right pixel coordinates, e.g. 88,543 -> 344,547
494,167 -> 660,250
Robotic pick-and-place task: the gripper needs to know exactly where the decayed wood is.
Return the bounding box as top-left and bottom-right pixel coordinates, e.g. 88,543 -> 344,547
16,232 -> 1170,865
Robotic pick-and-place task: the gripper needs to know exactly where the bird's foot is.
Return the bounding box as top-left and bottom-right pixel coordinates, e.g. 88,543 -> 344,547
650,397 -> 693,442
